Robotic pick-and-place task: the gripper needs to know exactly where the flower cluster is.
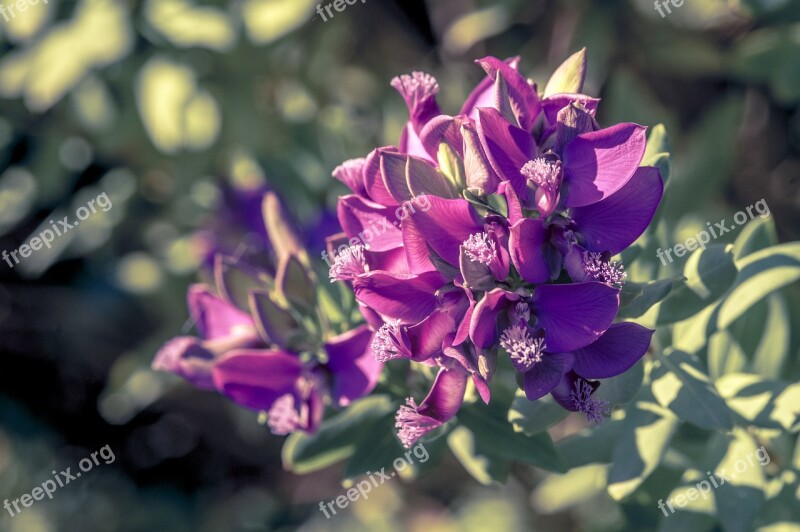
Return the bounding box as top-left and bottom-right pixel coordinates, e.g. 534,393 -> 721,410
329,52 -> 663,448
153,192 -> 382,435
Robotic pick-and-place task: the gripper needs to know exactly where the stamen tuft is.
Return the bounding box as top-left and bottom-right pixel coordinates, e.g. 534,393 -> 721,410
582,251 -> 626,287
371,319 -> 405,362
463,232 -> 498,266
499,325 -> 545,372
571,379 -> 610,425
395,398 -> 441,449
329,245 -> 368,282
267,394 -> 300,435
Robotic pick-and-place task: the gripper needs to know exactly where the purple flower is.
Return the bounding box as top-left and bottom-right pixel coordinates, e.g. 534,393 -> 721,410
331,51 -> 663,442
154,194 -> 383,436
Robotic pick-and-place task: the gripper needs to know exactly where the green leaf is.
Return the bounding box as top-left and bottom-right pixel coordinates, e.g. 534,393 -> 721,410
656,244 -> 737,325
651,349 -> 734,431
706,330 -> 749,381
248,289 -> 300,349
343,411 -> 407,482
531,464 -> 609,514
458,402 -> 567,472
733,216 -> 778,260
594,360 -> 644,406
214,254 -> 270,310
437,142 -> 466,191
447,425 -> 510,485
508,391 -> 568,436
607,401 -> 679,500
750,293 -> 790,378
617,278 -> 676,319
558,417 -> 621,468
641,123 -> 672,183
543,48 -> 586,97
276,254 -> 315,310
282,395 -> 396,474
716,373 -> 800,432
708,429 -> 767,532
716,242 -> 800,330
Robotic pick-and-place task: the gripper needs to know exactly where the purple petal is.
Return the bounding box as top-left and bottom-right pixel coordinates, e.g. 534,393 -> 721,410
152,337 -> 216,389
571,322 -> 653,379
409,195 -> 483,267
336,195 -> 403,252
363,147 -> 400,207
475,56 -> 540,130
462,119 -> 501,194
353,270 -> 445,323
523,352 -> 575,400
188,284 -> 255,340
420,114 -> 465,158
469,288 -> 516,348
499,181 -> 524,224
399,122 -> 438,164
542,93 -> 600,128
407,310 -> 456,360
571,166 -> 664,255
509,219 -> 550,284
562,123 -> 647,207
461,56 -> 520,119
324,325 -> 382,406
395,367 -> 468,448
401,215 -> 438,274
211,349 -> 303,411
476,108 -> 535,198
533,282 -> 619,352
332,158 -> 367,196
380,150 -> 413,203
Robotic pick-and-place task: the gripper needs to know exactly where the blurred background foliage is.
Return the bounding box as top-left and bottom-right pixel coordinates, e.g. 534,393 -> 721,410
0,0 -> 798,530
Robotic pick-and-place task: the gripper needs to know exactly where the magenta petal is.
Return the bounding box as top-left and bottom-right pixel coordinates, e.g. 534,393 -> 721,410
571,166 -> 664,255
499,181 -> 524,224
332,158 -> 367,196
407,310 -> 456,360
542,93 -> 600,127
211,349 -> 303,411
399,122 -> 437,163
523,352 -> 575,400
476,108 -> 535,197
475,56 -> 540,130
354,270 -> 445,323
509,219 -> 550,284
363,147 -> 400,207
562,123 -> 647,207
571,322 -> 653,379
533,282 -> 619,352
152,336 -> 216,389
469,288 -> 516,348
401,216 -> 438,274
409,196 -> 483,267
461,56 -> 520,120
336,195 -> 403,252
324,325 -> 382,407
420,114 -> 465,158
418,367 -> 469,421
188,284 -> 254,340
